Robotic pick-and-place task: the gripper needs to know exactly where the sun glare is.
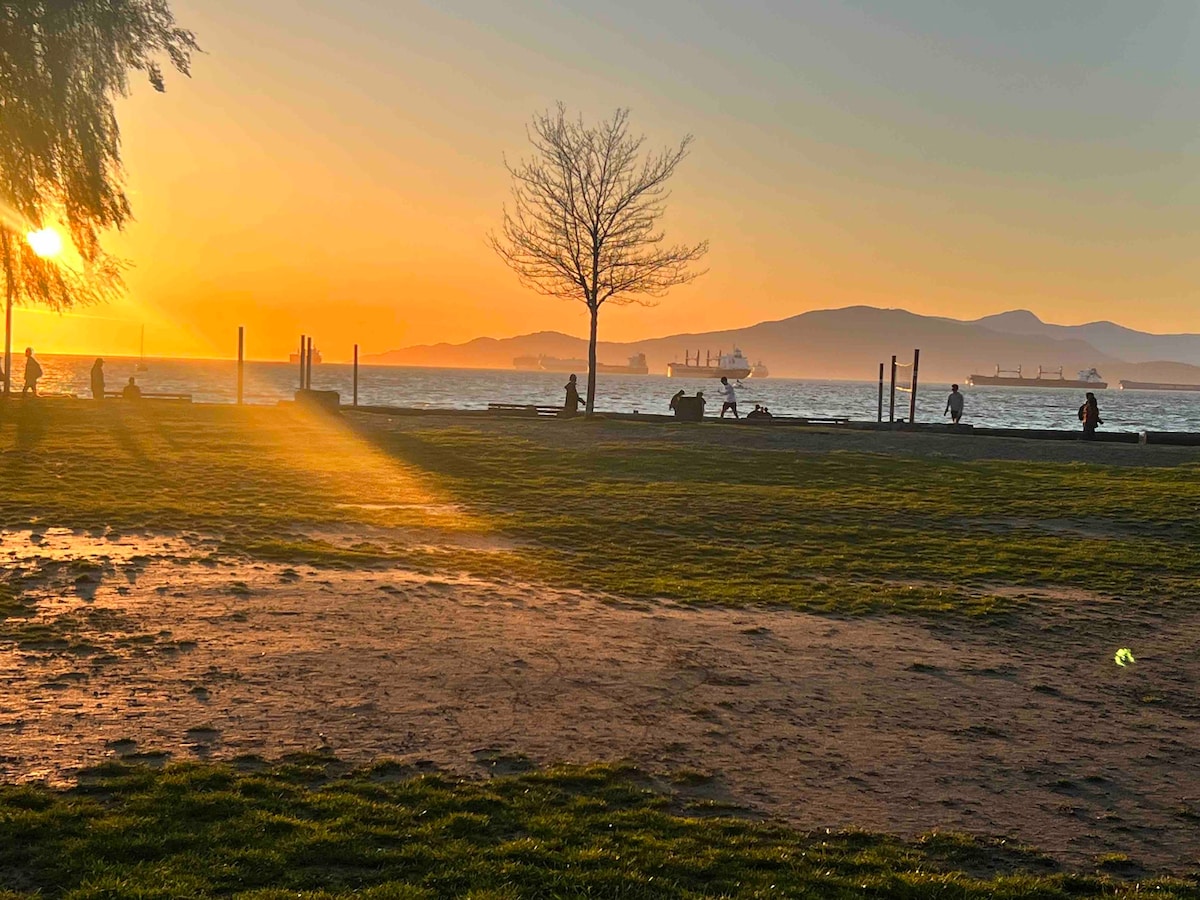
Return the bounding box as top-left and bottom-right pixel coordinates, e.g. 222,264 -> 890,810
26,227 -> 63,258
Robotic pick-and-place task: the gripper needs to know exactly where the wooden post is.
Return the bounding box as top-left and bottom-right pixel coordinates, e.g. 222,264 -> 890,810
353,343 -> 359,407
237,326 -> 244,405
908,348 -> 920,424
889,355 -> 897,423
298,334 -> 306,389
306,337 -> 314,389
877,362 -> 884,423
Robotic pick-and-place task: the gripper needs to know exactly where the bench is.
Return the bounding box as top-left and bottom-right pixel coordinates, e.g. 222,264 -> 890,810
104,391 -> 192,402
487,403 -> 564,418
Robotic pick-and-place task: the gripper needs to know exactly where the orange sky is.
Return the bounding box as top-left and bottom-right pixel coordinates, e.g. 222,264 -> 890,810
17,1 -> 1200,361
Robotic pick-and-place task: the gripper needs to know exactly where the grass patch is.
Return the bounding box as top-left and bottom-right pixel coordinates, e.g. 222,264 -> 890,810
3,403 -> 1199,617
0,758 -> 1195,898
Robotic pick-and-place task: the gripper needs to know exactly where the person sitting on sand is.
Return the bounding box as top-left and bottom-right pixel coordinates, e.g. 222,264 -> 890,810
669,389 -> 685,413
945,384 -> 964,424
122,376 -> 142,401
746,404 -> 765,420
761,406 -> 773,418
561,374 -> 582,418
1078,392 -> 1102,439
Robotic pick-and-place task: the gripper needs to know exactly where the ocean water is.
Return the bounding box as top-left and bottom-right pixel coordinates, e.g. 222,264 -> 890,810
17,353 -> 1200,432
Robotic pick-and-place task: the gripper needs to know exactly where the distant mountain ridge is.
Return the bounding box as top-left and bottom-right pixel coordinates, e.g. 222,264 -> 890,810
970,310 -> 1200,366
365,306 -> 1200,385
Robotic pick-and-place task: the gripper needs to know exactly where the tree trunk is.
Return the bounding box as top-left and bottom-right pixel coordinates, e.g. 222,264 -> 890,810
2,229 -> 12,399
585,305 -> 599,416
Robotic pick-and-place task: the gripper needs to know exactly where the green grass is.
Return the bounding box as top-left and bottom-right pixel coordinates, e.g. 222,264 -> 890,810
1,757 -> 1195,899
357,420 -> 1200,615
3,401 -> 1199,617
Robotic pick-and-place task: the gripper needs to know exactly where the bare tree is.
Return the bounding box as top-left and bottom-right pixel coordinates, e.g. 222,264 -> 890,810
490,104 -> 708,415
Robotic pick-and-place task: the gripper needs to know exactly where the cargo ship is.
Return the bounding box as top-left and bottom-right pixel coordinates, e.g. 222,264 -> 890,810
1118,380 -> 1200,392
512,353 -> 649,375
667,348 -> 755,379
289,348 -> 322,365
966,366 -> 1106,389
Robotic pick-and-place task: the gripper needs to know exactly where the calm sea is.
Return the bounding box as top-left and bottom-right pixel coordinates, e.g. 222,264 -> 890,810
18,354 -> 1200,433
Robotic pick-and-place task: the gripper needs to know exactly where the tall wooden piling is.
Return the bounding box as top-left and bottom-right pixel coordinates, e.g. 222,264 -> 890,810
353,344 -> 359,407
908,348 -> 920,424
237,326 -> 245,405
877,362 -> 884,423
888,355 -> 897,423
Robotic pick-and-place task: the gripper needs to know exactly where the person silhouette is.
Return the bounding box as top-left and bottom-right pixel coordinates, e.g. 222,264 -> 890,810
122,376 -> 142,401
562,374 -> 583,418
718,376 -> 739,419
22,347 -> 42,396
90,358 -> 105,401
1078,392 -> 1102,439
945,384 -> 964,424
669,389 -> 685,413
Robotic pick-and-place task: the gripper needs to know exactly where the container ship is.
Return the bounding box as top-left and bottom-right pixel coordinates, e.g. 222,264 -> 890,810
966,366 -> 1106,389
1118,380 -> 1200,392
667,348 -> 762,379
289,348 -> 322,365
512,353 -> 649,375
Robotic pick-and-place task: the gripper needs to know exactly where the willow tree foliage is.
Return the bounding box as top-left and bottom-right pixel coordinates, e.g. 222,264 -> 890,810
0,0 -> 197,390
491,105 -> 708,415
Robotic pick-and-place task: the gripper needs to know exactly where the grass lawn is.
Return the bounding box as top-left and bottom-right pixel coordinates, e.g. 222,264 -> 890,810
3,401 -> 1198,618
2,757 -> 1196,899
3,400 -> 1200,896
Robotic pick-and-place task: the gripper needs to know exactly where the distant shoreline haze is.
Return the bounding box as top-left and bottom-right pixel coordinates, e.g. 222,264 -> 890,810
32,305 -> 1200,384
360,305 -> 1200,384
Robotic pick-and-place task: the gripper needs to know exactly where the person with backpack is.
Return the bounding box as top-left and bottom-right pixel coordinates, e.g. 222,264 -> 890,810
1078,392 -> 1102,439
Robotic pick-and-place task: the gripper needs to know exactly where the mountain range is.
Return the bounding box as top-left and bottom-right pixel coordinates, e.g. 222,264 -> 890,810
364,306 -> 1200,384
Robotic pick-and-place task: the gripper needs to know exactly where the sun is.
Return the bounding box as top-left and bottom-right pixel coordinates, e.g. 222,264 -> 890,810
26,228 -> 63,259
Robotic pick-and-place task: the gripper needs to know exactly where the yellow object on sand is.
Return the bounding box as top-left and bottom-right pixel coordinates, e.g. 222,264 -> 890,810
1114,648 -> 1136,667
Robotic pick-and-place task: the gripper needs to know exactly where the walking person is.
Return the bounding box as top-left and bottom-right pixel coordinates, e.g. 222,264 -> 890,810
22,347 -> 42,396
90,358 -> 105,401
561,373 -> 583,418
944,384 -> 964,424
1078,392 -> 1102,439
718,376 -> 739,419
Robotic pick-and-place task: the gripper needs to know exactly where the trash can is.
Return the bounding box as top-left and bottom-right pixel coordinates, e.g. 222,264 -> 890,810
673,396 -> 705,422
295,389 -> 341,413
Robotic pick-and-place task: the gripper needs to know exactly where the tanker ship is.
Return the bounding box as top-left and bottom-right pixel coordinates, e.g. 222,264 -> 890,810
1118,380 -> 1200,392
512,353 -> 649,375
667,348 -> 759,379
966,366 -> 1106,389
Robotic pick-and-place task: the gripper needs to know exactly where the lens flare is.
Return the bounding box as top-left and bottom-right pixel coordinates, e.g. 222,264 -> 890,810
26,228 -> 63,258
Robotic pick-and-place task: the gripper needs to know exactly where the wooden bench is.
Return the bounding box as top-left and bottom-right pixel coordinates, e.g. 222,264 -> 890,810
487,403 -> 563,418
104,391 -> 193,403
744,415 -> 850,426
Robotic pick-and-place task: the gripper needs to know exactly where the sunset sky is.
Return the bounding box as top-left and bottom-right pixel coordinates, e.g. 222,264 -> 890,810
19,0 -> 1200,361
